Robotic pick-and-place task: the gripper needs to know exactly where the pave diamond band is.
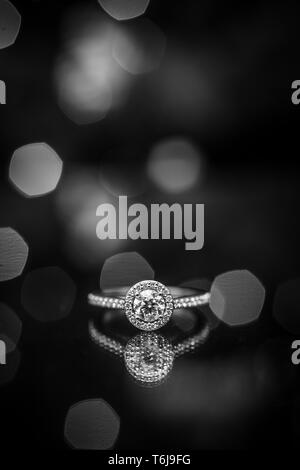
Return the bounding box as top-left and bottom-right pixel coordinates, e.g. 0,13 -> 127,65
88,280 -> 210,331
88,292 -> 210,310
88,294 -> 125,310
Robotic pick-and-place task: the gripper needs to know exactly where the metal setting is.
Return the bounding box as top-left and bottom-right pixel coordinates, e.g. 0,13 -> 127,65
88,280 -> 210,331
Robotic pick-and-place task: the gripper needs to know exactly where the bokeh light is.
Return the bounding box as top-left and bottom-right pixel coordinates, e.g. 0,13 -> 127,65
147,137 -> 202,193
64,399 -> 120,449
56,165 -> 125,268
209,270 -> 266,326
55,10 -> 130,125
100,251 -> 154,290
113,19 -> 166,75
273,278 -> 300,334
21,266 -> 76,322
55,59 -> 113,124
9,143 -> 63,197
0,303 -> 22,353
0,0 -> 21,49
0,227 -> 28,281
98,0 -> 150,21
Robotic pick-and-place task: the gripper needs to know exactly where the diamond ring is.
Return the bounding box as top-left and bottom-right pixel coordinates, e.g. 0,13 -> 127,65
89,319 -> 210,384
88,280 -> 210,331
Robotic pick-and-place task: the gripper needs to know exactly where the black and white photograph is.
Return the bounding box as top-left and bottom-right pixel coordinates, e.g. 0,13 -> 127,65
0,0 -> 300,456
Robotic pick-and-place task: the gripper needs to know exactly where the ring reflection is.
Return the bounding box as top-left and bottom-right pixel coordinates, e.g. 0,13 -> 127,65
89,318 -> 209,386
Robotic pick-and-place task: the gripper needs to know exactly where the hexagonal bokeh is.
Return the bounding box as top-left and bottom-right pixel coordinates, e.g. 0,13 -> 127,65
0,0 -> 21,49
98,0 -> 150,21
9,143 -> 63,197
64,399 -> 120,449
209,270 -> 266,326
100,251 -> 154,290
0,227 -> 28,281
0,303 -> 22,352
21,266 -> 76,322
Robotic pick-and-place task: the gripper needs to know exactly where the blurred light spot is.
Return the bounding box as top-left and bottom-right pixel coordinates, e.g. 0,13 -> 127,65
9,143 -> 63,197
0,348 -> 20,387
0,0 -> 21,49
56,59 -> 112,124
210,270 -> 266,326
273,279 -> 300,334
55,165 -> 125,269
100,252 -> 154,290
113,19 -> 165,75
55,11 -> 130,124
21,267 -> 76,322
0,227 -> 28,281
148,137 -> 202,193
98,0 -> 150,21
64,399 -> 120,449
0,303 -> 22,352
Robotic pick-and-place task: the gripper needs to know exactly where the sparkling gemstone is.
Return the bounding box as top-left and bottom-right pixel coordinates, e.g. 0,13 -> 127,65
125,280 -> 173,330
132,289 -> 166,323
124,333 -> 174,384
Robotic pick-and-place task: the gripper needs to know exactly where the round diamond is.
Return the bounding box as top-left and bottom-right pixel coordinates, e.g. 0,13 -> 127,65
125,280 -> 173,330
133,289 -> 165,322
124,333 -> 174,384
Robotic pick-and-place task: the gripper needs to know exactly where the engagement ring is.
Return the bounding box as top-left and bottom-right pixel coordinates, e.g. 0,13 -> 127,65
88,280 -> 210,331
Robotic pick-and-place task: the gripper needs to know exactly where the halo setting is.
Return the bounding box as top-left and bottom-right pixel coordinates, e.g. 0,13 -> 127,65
125,280 -> 174,331
124,333 -> 174,383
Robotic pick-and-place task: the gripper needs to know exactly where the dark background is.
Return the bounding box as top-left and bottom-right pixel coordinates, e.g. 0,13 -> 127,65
0,0 -> 299,450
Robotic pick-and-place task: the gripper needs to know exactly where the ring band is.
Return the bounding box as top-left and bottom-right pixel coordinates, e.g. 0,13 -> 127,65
88,279 -> 210,331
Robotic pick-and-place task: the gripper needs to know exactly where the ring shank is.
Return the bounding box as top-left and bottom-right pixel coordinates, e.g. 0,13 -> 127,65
88,286 -> 210,310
